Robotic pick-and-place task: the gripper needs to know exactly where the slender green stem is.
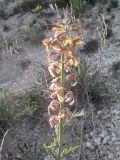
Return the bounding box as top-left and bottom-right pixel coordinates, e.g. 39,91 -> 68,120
60,54 -> 65,109
57,54 -> 65,160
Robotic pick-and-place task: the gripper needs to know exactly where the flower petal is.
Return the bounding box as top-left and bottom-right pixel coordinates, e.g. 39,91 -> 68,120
57,93 -> 64,102
58,108 -> 71,122
49,115 -> 59,128
42,39 -> 51,47
73,36 -> 85,46
48,100 -> 60,115
65,91 -> 75,105
48,66 -> 57,77
55,31 -> 67,39
52,25 -> 65,33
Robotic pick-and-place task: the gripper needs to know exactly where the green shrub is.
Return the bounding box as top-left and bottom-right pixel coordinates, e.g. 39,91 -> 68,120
86,0 -> 97,5
0,91 -> 13,130
105,18 -> 113,39
106,28 -> 113,39
32,4 -> 43,13
18,142 -> 45,160
80,39 -> 99,54
12,88 -> 46,121
0,34 -> 22,53
23,23 -> 44,44
0,33 -> 5,49
51,0 -> 70,8
101,0 -> 108,4
110,0 -> 118,8
77,61 -> 106,104
71,0 -> 86,17
112,60 -> 120,71
13,0 -> 47,14
0,87 -> 45,130
106,6 -> 111,12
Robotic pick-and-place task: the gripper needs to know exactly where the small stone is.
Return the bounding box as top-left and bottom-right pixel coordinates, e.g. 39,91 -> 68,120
94,137 -> 101,147
90,131 -> 94,137
112,132 -> 116,137
86,142 -> 94,149
111,110 -> 119,115
108,152 -> 113,159
112,137 -> 117,141
116,146 -> 120,151
100,130 -> 107,138
103,136 -> 110,144
16,154 -> 22,160
97,111 -> 102,115
44,155 -> 52,160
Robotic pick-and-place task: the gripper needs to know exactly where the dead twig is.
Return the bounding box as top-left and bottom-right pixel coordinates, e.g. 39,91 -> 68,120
0,129 -> 9,160
78,117 -> 84,160
97,14 -> 108,68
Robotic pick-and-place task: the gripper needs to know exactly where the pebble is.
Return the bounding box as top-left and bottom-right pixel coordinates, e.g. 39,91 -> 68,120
86,142 -> 94,149
116,146 -> 120,152
102,136 -> 110,144
108,152 -> 113,159
100,130 -> 107,138
94,137 -> 101,147
44,155 -> 52,160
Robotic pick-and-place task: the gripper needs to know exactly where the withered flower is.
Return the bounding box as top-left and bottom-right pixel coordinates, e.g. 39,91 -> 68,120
51,39 -> 62,51
50,91 -> 64,103
49,82 -> 64,102
49,82 -> 63,92
58,108 -> 71,122
42,39 -> 52,47
73,36 -> 85,46
48,62 -> 61,77
65,91 -> 75,106
48,100 -> 60,115
51,77 -> 60,83
49,115 -> 59,128
48,65 -> 57,77
71,22 -> 82,31
64,38 -> 74,48
52,25 -> 65,33
66,58 -> 79,68
66,74 -> 77,86
55,31 -> 67,40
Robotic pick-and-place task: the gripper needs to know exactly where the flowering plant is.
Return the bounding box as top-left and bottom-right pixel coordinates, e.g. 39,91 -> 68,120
42,19 -> 85,160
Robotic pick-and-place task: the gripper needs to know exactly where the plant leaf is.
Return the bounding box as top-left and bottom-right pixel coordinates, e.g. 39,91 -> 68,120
72,110 -> 85,118
61,145 -> 79,157
44,144 -> 56,159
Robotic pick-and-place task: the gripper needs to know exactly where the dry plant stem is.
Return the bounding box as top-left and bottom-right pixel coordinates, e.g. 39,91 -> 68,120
57,54 -> 65,160
78,117 -> 84,160
0,129 -> 9,160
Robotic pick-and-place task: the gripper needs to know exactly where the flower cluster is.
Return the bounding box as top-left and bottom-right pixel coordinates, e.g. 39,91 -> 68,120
42,20 -> 84,128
